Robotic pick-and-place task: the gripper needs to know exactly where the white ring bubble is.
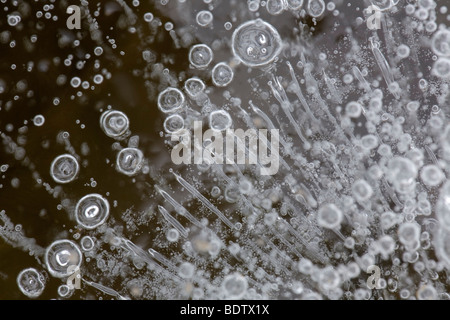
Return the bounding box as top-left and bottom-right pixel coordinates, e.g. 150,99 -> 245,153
17,268 -> 45,298
164,114 -> 185,134
116,147 -> 144,176
75,194 -> 110,230
222,273 -> 248,299
189,44 -> 213,69
432,58 -> 450,78
33,115 -> 45,127
266,0 -> 285,15
157,87 -> 186,113
209,110 -> 233,131
317,203 -> 343,229
307,0 -> 326,18
431,29 -> 450,57
196,10 -> 213,27
231,19 -> 282,68
100,110 -> 130,139
50,154 -> 80,184
80,236 -> 95,251
286,0 -> 304,10
184,77 -> 205,98
211,62 -> 234,87
45,240 -> 82,278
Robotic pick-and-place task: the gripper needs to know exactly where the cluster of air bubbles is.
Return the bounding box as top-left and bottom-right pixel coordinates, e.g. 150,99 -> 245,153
209,110 -> 233,131
116,148 -> 144,176
189,44 -> 213,69
50,154 -> 79,184
231,19 -> 282,68
386,157 -> 418,194
45,240 -> 82,278
7,14 -> 21,27
17,268 -> 45,298
157,88 -> 186,113
100,110 -> 130,139
212,63 -> 234,87
75,194 -> 110,230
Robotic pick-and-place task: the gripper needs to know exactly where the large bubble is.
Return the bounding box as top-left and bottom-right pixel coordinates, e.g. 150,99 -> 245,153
231,19 -> 282,68
75,193 -> 110,230
116,147 -> 144,176
50,154 -> 79,184
45,240 -> 82,278
16,268 -> 45,298
157,88 -> 186,113
100,110 -> 130,140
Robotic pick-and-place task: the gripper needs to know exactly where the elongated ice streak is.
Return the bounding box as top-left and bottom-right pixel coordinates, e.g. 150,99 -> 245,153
352,66 -> 371,93
83,279 -> 128,300
371,41 -> 400,99
155,185 -> 203,229
172,172 -> 236,229
148,248 -> 177,270
268,77 -> 308,144
158,205 -> 188,238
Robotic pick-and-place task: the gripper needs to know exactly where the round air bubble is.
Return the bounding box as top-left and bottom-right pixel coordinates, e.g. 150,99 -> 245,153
416,284 -> 437,300
75,193 -> 110,230
50,154 -> 79,184
164,114 -> 184,134
345,101 -> 362,118
398,222 -> 420,250
184,77 -> 205,98
352,179 -> 373,202
178,262 -> 195,279
117,147 -> 144,176
157,87 -> 185,113
222,273 -> 248,299
100,110 -> 129,139
432,58 -> 450,78
307,0 -> 325,18
212,62 -> 234,87
167,228 -> 180,242
396,44 -> 410,59
387,156 -> 417,194
45,240 -> 82,278
33,115 -> 45,127
420,164 -> 444,187
266,0 -> 285,15
317,203 -> 343,229
196,10 -> 213,27
58,284 -> 73,298
80,236 -> 95,251
436,181 -> 450,230
189,44 -> 213,69
361,134 -> 379,150
319,267 -> 340,290
17,268 -> 45,298
231,19 -> 282,68
286,0 -> 304,10
209,110 -> 232,131
431,29 -> 450,56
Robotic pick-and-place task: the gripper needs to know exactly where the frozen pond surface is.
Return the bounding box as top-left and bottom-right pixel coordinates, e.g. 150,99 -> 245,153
1,0 -> 450,300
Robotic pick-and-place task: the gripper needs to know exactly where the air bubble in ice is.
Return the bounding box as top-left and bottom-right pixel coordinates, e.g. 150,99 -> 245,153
167,228 -> 180,242
17,268 -> 45,298
266,0 -> 285,15
189,44 -> 213,69
196,11 -> 213,27
307,0 -> 325,18
100,110 -> 130,139
212,62 -> 234,87
317,203 -> 343,229
75,194 -> 110,230
222,273 -> 248,299
231,19 -> 282,68
386,157 -> 417,194
398,222 -> 420,250
184,77 -> 205,98
117,148 -> 144,176
352,179 -> 373,203
286,0 -> 304,10
416,284 -> 437,300
157,87 -> 186,113
164,114 -> 184,134
80,236 -> 95,251
432,58 -> 450,78
420,164 -> 444,187
345,101 -> 362,118
209,110 -> 232,131
33,115 -> 45,127
45,240 -> 82,278
178,262 -> 195,279
431,29 -> 450,57
50,154 -> 79,184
